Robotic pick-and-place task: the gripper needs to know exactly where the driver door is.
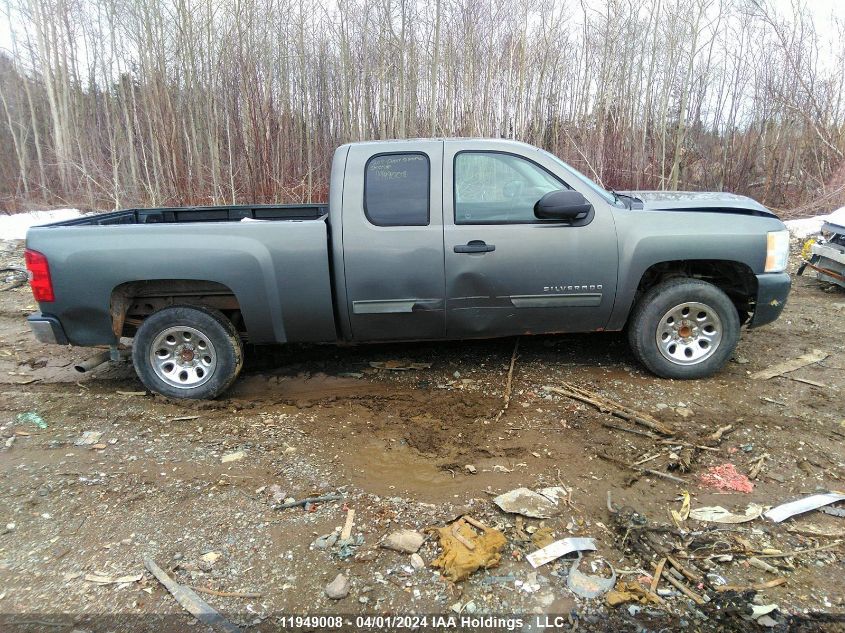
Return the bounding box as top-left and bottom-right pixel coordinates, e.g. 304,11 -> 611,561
443,142 -> 618,338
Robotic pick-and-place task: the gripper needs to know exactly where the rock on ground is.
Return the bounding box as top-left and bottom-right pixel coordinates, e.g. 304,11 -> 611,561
380,529 -> 425,553
324,573 -> 350,599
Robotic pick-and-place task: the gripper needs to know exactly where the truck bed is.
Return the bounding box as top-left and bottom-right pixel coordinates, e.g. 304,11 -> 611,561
48,204 -> 328,227
26,208 -> 337,346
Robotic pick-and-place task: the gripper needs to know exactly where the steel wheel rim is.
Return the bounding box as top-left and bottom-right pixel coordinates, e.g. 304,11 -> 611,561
149,326 -> 217,389
655,301 -> 723,366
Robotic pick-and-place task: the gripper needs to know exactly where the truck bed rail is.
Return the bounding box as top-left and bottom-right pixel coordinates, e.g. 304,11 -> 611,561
48,204 -> 328,227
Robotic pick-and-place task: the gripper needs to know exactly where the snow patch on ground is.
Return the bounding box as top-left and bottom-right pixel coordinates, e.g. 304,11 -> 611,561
785,206 -> 845,238
0,209 -> 83,241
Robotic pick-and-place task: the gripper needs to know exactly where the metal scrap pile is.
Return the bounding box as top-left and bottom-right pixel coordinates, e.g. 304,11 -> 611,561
799,213 -> 845,288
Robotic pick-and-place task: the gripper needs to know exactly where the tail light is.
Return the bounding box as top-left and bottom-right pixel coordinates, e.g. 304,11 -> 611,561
24,249 -> 55,302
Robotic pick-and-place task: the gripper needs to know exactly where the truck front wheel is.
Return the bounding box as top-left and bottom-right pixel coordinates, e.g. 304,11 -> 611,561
132,305 -> 243,399
627,278 -> 740,379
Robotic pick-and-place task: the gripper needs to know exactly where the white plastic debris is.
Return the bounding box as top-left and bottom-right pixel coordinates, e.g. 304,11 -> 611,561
689,503 -> 763,524
526,537 -> 597,568
221,450 -> 246,463
493,486 -> 568,519
567,556 -> 616,599
764,492 -> 845,523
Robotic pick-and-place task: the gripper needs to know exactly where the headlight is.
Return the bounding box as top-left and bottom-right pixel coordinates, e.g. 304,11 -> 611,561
765,230 -> 790,272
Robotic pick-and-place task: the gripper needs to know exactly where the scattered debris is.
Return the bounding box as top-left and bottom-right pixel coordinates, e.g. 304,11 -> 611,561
707,424 -> 733,442
144,557 -> 239,633
276,494 -> 343,510
567,556 -> 616,599
189,586 -> 262,599
764,492 -> 845,523
16,411 -> 47,429
748,453 -> 770,480
670,491 -> 690,527
752,540 -> 843,559
651,559 -> 705,605
410,553 -> 425,570
312,533 -> 338,550
526,537 -> 596,568
492,486 -> 569,518
74,431 -> 103,446
220,451 -> 245,463
786,524 -> 845,538
84,572 -> 143,585
787,376 -> 827,388
368,360 -> 431,371
464,464 -> 477,474
324,573 -> 350,599
493,337 -> 520,422
606,580 -> 662,607
749,603 -> 781,628
818,504 -> 845,518
666,446 -> 696,473
674,406 -> 694,419
749,349 -> 828,380
601,421 -> 658,440
545,383 -> 674,436
530,526 -> 555,549
199,551 -> 221,565
268,484 -> 286,504
340,508 -> 355,540
699,463 -> 754,493
714,577 -> 787,593
380,529 -> 424,554
429,516 -> 506,582
598,452 -> 687,484
689,504 -> 764,524
749,556 -> 779,574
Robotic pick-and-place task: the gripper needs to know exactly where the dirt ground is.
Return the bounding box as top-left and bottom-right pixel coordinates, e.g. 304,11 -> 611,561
1,237 -> 844,632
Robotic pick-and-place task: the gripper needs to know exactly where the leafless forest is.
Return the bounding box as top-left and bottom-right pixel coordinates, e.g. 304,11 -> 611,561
0,0 -> 843,214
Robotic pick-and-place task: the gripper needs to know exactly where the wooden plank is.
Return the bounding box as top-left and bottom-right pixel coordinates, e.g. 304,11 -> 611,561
340,508 -> 355,540
749,350 -> 828,380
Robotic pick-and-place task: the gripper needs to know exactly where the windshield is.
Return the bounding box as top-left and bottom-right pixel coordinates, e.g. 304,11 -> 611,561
539,150 -> 618,205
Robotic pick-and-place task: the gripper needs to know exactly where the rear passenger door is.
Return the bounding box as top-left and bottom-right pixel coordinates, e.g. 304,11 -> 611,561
341,141 -> 446,341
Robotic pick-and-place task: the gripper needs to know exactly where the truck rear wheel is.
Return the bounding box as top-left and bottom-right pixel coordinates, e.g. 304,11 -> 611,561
627,278 -> 739,379
132,305 -> 243,399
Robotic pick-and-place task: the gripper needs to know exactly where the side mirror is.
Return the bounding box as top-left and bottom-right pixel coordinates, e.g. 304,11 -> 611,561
534,190 -> 593,220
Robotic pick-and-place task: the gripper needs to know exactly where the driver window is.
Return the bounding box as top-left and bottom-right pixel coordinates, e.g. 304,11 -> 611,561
454,152 -> 566,224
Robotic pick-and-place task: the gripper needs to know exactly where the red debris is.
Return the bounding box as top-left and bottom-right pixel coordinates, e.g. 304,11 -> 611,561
699,463 -> 754,493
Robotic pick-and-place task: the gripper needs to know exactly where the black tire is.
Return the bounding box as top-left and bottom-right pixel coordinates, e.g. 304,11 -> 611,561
132,305 -> 243,399
627,278 -> 740,379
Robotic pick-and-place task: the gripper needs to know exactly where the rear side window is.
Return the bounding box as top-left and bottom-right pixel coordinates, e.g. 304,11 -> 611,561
364,153 -> 430,226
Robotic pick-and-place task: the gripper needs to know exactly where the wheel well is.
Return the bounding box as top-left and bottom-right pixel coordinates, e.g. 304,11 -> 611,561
635,260 -> 758,324
110,280 -> 244,338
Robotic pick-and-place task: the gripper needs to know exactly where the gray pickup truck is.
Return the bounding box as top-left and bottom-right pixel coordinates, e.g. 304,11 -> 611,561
25,138 -> 791,399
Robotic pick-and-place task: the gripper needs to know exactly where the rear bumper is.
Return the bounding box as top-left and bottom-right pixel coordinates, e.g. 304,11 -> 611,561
749,272 -> 791,328
27,312 -> 69,345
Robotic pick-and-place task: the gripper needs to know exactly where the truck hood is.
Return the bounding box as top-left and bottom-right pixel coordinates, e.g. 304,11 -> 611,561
620,190 -> 778,218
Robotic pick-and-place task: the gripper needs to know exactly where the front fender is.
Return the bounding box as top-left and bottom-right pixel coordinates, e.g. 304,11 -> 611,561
607,211 -> 785,330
